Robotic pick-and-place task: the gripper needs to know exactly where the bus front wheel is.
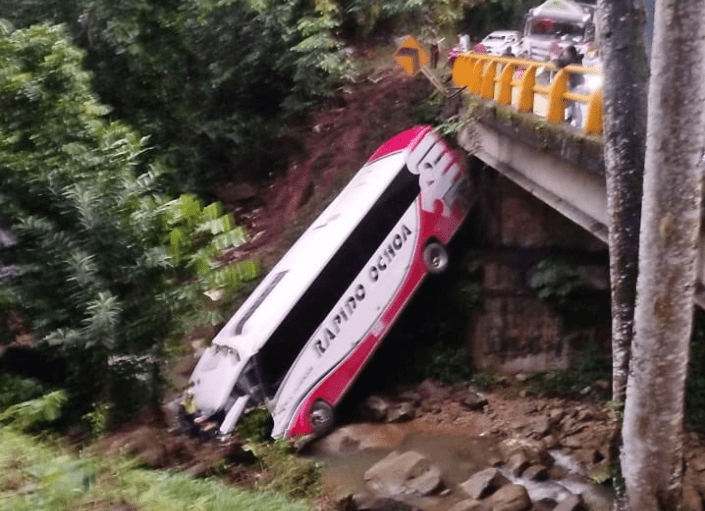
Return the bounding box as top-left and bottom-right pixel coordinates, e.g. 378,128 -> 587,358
309,400 -> 334,436
423,242 -> 449,274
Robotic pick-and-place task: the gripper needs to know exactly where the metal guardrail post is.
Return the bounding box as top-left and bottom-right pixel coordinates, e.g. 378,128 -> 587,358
546,69 -> 568,123
585,88 -> 603,135
517,65 -> 536,113
482,60 -> 498,99
497,62 -> 516,105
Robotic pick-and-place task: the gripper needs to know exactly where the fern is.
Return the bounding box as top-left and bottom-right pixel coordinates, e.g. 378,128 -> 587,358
0,390 -> 67,430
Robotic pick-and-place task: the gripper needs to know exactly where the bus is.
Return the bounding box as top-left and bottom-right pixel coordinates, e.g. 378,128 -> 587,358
184,126 -> 474,439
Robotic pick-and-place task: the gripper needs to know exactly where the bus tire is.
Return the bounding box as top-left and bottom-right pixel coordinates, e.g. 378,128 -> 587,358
423,242 -> 449,274
309,400 -> 334,436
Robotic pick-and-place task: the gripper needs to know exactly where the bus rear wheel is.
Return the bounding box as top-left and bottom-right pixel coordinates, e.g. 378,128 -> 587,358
423,242 -> 449,274
309,400 -> 334,436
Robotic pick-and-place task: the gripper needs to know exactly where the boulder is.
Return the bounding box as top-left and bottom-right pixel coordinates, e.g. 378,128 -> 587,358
522,464 -> 549,481
360,395 -> 392,421
548,409 -> 565,426
459,468 -> 509,499
507,452 -> 530,477
534,498 -> 559,511
486,484 -> 532,511
352,494 -> 422,511
447,498 -> 487,511
417,378 -> 449,402
364,450 -> 443,498
553,494 -> 586,511
462,389 -> 489,411
526,416 -> 551,438
387,402 -> 416,423
498,438 -> 553,467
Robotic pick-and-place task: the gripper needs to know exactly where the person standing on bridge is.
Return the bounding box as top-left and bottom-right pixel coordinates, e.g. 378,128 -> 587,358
553,45 -> 585,127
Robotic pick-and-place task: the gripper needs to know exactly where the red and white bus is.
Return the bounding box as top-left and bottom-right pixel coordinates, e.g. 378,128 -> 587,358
185,126 -> 473,438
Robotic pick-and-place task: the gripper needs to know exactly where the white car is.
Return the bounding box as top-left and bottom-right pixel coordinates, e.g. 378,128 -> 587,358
479,30 -> 521,55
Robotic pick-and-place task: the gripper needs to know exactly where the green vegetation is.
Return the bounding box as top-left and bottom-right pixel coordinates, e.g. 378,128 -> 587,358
0,23 -> 258,426
0,428 -> 309,511
251,441 -> 322,501
525,342 -> 612,400
528,258 -> 583,307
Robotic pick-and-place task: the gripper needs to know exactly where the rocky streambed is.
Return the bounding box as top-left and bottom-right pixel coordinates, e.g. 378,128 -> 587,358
306,378 -> 705,511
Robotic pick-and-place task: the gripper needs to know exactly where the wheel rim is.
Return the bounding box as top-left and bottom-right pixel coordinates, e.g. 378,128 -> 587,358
309,401 -> 333,435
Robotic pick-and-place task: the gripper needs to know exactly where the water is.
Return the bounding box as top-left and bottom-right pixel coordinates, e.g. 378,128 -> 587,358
307,423 -> 613,511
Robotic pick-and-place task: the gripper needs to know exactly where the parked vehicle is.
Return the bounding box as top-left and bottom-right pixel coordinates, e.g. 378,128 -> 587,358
183,126 -> 474,439
480,30 -> 521,55
519,0 -> 596,61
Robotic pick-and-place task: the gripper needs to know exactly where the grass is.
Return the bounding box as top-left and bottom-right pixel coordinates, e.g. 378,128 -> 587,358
0,428 -> 310,511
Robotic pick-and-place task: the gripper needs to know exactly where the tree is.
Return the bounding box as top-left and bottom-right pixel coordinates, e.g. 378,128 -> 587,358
0,23 -> 255,423
594,3 -> 647,506
620,0 -> 705,508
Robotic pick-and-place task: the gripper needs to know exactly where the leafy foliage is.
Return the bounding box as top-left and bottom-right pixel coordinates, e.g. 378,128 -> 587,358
252,440 -> 322,501
528,258 -> 583,306
460,0 -> 544,36
0,24 -> 256,423
0,429 -> 310,511
0,390 -> 68,430
0,374 -> 50,410
342,0 -> 483,41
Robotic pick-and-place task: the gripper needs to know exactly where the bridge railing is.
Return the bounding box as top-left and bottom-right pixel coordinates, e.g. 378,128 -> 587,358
451,52 -> 603,136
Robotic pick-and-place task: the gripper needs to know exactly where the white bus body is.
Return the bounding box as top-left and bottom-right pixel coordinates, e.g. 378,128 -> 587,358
186,126 -> 473,438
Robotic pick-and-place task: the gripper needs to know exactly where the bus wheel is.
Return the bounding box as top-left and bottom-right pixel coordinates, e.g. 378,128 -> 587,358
423,242 -> 449,274
309,400 -> 334,436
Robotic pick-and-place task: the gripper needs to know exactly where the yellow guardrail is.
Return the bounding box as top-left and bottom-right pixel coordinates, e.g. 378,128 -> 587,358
451,52 -> 603,136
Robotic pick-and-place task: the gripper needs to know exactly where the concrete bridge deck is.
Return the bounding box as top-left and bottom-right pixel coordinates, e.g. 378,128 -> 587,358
449,52 -> 705,308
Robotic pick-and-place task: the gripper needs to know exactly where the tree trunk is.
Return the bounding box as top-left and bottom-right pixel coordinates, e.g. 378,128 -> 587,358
622,0 -> 705,509
596,0 -> 648,409
596,5 -> 648,507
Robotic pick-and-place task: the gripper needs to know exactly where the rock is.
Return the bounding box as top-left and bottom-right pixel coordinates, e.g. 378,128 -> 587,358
527,416 -> 551,438
334,494 -> 356,511
486,484 -> 532,511
353,494 -> 422,511
459,468 -> 509,499
387,402 -> 416,423
561,435 -> 583,449
417,379 -> 449,402
522,464 -> 549,481
462,389 -> 489,411
360,395 -> 393,421
498,438 -> 553,467
594,379 -> 610,391
548,409 -> 565,426
542,435 -> 559,450
508,452 -> 530,477
533,498 -> 558,511
690,452 -> 705,473
447,498 -> 487,511
398,390 -> 421,405
683,465 -> 705,511
553,494 -> 585,511
575,408 -> 592,421
364,450 -> 443,498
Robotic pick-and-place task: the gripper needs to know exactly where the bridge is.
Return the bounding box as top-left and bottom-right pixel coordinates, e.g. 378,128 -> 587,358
446,51 -> 705,309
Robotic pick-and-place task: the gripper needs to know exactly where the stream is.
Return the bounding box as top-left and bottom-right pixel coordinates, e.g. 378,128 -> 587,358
306,423 -> 614,511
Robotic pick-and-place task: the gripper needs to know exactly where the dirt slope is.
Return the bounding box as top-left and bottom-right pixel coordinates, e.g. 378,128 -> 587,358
215,60 -> 436,271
